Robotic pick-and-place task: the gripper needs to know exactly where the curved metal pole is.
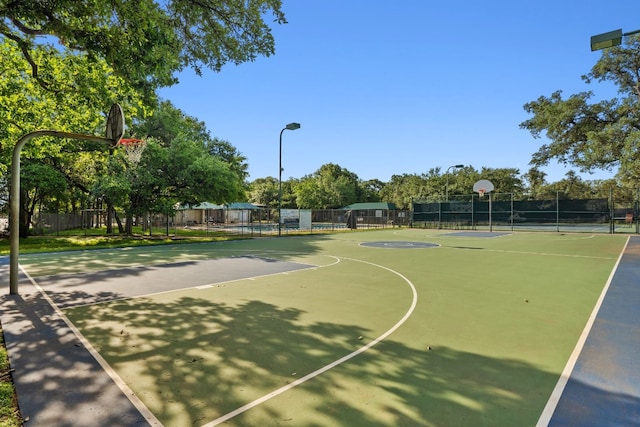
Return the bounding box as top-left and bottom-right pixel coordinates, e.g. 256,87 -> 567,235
10,130 -> 115,294
277,123 -> 300,237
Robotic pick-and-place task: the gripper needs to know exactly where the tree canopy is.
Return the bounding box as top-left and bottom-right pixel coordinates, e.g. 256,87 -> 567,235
0,38 -> 146,236
520,35 -> 640,185
1,0 -> 287,97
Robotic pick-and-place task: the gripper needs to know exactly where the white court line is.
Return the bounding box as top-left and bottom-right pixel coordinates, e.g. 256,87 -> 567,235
20,265 -> 163,426
535,235 -> 630,426
441,246 -> 617,260
200,256 -> 418,427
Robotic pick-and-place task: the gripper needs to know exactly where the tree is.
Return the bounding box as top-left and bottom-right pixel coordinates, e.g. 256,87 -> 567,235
359,179 -> 384,202
1,0 -> 288,98
293,164 -> 360,209
130,100 -> 249,185
0,40 -> 145,237
18,162 -> 67,236
380,174 -> 430,209
92,155 -> 132,234
520,35 -> 640,182
248,177 -> 279,208
522,168 -> 547,199
116,136 -> 244,234
540,171 -> 595,199
477,167 -> 525,198
207,138 -> 249,186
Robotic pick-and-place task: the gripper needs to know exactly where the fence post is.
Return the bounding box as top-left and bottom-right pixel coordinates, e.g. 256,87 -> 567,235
511,193 -> 514,231
471,194 -> 475,230
556,191 -> 560,232
609,187 -> 614,234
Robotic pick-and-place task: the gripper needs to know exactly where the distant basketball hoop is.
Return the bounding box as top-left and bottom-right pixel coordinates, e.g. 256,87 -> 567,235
473,179 -> 494,198
118,138 -> 146,164
473,179 -> 495,231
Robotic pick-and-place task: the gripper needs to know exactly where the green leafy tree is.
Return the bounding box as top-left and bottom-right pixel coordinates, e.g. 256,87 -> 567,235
1,0 -> 288,97
207,138 -> 249,187
380,173 -> 430,209
293,164 -> 359,209
520,35 -> 640,184
92,153 -> 133,233
443,166 -> 476,201
280,179 -> 298,209
132,100 -> 208,144
359,179 -> 384,202
477,167 -> 525,198
522,168 -> 548,199
248,177 -> 279,208
139,136 -> 242,208
18,162 -> 67,236
0,40 -> 144,236
100,135 -> 244,234
131,100 -> 249,186
539,171 -> 596,199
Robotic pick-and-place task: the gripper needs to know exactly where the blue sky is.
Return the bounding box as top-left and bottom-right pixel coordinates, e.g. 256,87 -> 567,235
159,1 -> 638,184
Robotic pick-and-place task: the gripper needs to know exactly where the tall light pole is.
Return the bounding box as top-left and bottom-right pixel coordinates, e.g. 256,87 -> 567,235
591,28 -> 640,51
445,164 -> 464,201
278,122 -> 300,236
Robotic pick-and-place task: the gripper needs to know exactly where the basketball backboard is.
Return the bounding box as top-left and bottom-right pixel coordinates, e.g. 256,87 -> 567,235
105,103 -> 125,145
473,179 -> 494,197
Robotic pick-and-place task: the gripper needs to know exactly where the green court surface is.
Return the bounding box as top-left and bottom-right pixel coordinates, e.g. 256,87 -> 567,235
17,229 -> 628,426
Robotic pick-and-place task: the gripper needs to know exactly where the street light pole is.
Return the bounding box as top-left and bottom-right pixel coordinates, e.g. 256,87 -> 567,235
278,122 -> 300,236
445,164 -> 465,201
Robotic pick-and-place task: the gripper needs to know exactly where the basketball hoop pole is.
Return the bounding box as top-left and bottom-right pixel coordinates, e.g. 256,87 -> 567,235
489,192 -> 493,232
476,190 -> 492,231
473,179 -> 495,233
9,130 -> 119,295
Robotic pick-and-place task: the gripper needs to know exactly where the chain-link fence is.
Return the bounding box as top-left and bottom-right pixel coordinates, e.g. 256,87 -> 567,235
21,192 -> 640,238
27,207 -> 412,237
413,192 -> 639,234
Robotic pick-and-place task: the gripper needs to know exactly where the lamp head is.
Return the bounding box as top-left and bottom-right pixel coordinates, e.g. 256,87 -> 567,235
285,122 -> 301,130
591,29 -> 623,51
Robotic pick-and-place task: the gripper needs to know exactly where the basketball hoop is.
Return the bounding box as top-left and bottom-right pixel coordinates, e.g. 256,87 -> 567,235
473,179 -> 494,199
118,138 -> 146,164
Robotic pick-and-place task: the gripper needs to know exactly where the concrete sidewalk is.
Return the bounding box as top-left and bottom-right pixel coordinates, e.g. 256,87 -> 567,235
0,261 -> 156,427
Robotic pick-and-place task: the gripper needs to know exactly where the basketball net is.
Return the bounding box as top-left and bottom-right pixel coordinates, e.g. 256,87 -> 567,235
478,189 -> 485,199
118,138 -> 146,165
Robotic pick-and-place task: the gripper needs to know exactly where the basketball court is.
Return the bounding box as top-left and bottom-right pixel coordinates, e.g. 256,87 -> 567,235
1,230 -> 639,426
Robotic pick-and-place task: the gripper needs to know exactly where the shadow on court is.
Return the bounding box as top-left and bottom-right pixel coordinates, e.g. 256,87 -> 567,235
66,294 -> 563,426
548,379 -> 640,426
0,286 -> 152,426
35,256 -> 313,309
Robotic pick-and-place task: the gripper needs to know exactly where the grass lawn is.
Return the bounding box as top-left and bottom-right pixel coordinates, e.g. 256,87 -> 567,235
0,325 -> 21,427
